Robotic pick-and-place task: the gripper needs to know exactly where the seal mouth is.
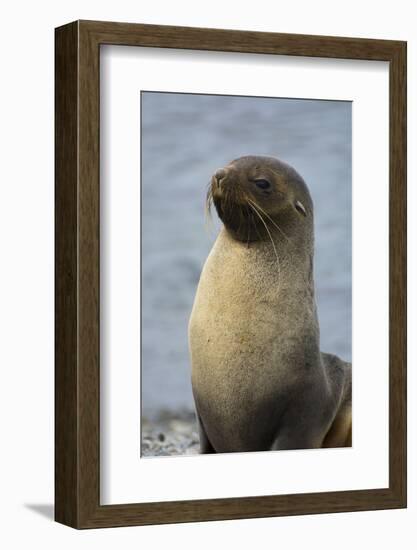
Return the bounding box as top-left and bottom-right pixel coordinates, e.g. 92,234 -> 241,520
206,159 -> 294,246
207,174 -> 248,227
206,174 -> 270,243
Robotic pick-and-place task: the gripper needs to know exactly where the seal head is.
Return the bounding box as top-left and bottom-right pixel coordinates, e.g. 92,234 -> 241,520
207,155 -> 312,243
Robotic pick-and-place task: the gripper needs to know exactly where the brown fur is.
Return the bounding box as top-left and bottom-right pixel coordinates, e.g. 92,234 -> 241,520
189,156 -> 352,453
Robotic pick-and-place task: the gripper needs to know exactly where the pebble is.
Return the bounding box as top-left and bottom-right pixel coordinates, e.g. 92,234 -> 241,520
142,410 -> 201,457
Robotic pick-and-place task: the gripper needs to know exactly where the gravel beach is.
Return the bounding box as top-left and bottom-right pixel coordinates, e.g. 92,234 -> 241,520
141,410 -> 200,457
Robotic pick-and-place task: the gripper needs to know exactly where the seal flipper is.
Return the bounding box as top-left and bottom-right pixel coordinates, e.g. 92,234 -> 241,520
196,411 -> 216,454
321,353 -> 352,448
270,412 -> 329,451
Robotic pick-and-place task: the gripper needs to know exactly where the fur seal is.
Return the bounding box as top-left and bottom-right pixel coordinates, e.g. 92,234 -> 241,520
188,155 -> 351,453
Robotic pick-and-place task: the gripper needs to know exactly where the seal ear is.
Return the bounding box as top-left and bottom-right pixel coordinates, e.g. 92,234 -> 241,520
294,200 -> 307,217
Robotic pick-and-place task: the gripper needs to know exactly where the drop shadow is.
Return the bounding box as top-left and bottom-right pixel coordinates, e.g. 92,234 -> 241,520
24,503 -> 54,521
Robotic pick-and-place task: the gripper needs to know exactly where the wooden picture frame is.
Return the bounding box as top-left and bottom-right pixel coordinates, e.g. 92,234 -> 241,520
55,20 -> 407,528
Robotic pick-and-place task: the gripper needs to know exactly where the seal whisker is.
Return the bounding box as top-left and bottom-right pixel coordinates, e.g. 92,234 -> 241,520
205,185 -> 213,218
247,198 -> 290,242
247,201 -> 281,284
246,204 -> 253,248
204,185 -> 215,234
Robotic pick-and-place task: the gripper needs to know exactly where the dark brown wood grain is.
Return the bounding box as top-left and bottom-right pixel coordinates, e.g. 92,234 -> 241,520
55,21 -> 79,527
388,41 -> 407,504
55,20 -> 407,529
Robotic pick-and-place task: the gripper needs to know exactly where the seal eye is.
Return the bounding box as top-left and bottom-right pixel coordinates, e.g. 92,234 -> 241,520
254,179 -> 271,190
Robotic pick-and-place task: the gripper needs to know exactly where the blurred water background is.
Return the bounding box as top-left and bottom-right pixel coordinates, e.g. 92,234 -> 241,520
141,92 -> 351,420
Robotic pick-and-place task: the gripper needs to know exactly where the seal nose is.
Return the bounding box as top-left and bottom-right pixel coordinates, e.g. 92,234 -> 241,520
214,168 -> 227,186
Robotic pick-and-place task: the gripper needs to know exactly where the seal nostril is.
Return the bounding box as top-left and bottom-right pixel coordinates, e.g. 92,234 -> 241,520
215,168 -> 227,183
